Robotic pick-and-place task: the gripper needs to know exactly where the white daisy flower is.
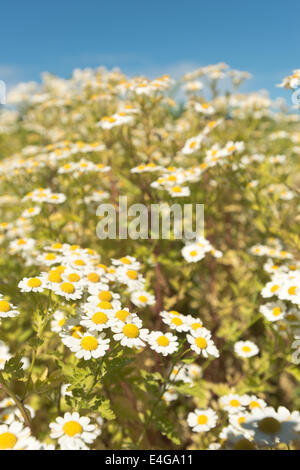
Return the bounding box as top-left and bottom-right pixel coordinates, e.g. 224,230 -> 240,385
161,310 -> 190,332
187,328 -> 219,358
0,421 -> 32,450
112,315 -> 148,349
49,412 -> 100,450
187,408 -> 218,432
181,244 -> 206,263
62,331 -> 110,360
130,290 -> 155,308
259,301 -> 286,322
21,207 -> 41,218
147,331 -> 179,356
18,277 -> 45,293
243,395 -> 267,411
0,296 -> 19,318
234,340 -> 259,358
80,307 -> 114,332
52,281 -> 83,300
219,394 -> 248,414
167,185 -> 190,197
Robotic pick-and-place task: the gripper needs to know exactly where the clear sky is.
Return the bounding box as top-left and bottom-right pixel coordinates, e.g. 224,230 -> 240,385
1,0 -> 299,100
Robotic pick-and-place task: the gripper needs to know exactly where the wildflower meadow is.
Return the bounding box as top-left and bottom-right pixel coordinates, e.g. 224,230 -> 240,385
0,63 -> 300,451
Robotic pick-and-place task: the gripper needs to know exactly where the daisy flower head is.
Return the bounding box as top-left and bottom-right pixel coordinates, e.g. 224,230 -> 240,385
52,281 -> 83,301
181,244 -> 206,263
86,287 -> 120,305
219,394 -> 248,414
49,412 -> 100,450
112,315 -> 148,349
21,206 -> 41,218
261,277 -> 284,299
182,134 -> 204,155
243,395 -> 267,411
259,301 -> 286,322
18,276 -> 44,293
161,310 -> 190,333
167,185 -> 190,198
187,328 -> 219,358
111,255 -> 140,271
0,295 -> 19,319
130,290 -> 155,308
187,408 -> 218,432
62,330 -> 110,360
80,306 -> 114,332
234,340 -> 259,358
147,331 -> 179,356
185,315 -> 204,333
0,421 -> 32,450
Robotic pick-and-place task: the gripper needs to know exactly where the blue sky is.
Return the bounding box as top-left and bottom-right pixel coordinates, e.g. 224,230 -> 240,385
1,0 -> 299,100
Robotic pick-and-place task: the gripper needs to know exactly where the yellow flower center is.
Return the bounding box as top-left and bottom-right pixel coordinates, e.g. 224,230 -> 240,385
81,336 -> 98,351
58,318 -> 65,327
288,286 -> 297,295
138,295 -> 148,303
229,399 -> 240,407
48,272 -> 62,283
123,324 -> 139,338
190,250 -> 198,256
272,307 -> 281,317
242,346 -> 251,353
258,417 -> 281,434
191,322 -> 202,330
115,309 -> 129,322
87,272 -> 100,283
249,401 -> 260,409
45,253 -> 56,261
127,270 -> 138,280
172,186 -> 182,193
120,257 -> 131,264
51,243 -> 62,250
74,259 -> 85,266
238,417 -> 246,425
27,278 -> 42,288
92,312 -> 108,325
197,415 -> 208,425
98,291 -> 112,301
60,282 -> 75,294
156,335 -> 170,347
55,265 -> 66,273
0,300 -> 11,312
97,301 -> 112,310
171,317 -> 183,326
62,421 -> 82,437
271,285 -> 279,293
68,273 -> 81,282
0,432 -> 17,450
195,337 -> 207,349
